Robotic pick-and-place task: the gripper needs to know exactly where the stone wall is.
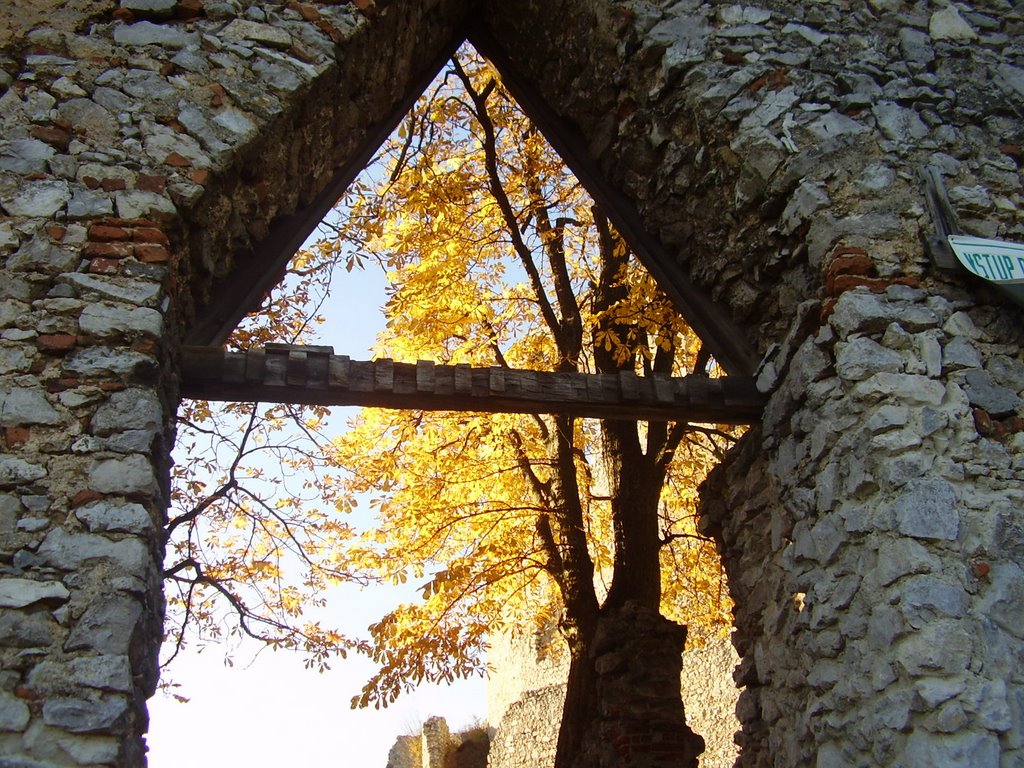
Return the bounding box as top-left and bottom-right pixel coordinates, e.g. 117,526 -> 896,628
386,717 -> 489,768
483,2 -> 1024,765
0,1 -> 471,764
486,624 -> 740,768
2,1 -> 1024,766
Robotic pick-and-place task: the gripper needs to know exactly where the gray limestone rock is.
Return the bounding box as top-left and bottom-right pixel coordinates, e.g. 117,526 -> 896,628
905,730 -> 997,768
0,345 -> 32,375
253,57 -> 305,93
0,691 -> 30,731
916,677 -> 966,708
835,337 -> 904,381
0,578 -> 70,608
114,189 -> 178,221
63,346 -> 156,378
897,620 -> 972,675
29,655 -> 133,696
91,86 -> 132,115
718,5 -> 771,24
221,19 -> 293,48
36,528 -> 150,573
986,355 -> 1024,392
0,457 -> 47,488
852,373 -> 946,406
875,537 -> 939,587
0,614 -> 58,651
0,138 -> 56,175
176,106 -> 231,156
962,369 -> 1021,417
65,595 -> 143,654
0,494 -> 17,532
57,99 -> 119,144
67,189 -> 113,219
43,694 -> 128,733
15,517 -> 47,532
90,389 -> 162,437
78,302 -> 162,338
52,733 -> 121,765
873,101 -> 929,144
899,575 -> 968,628
113,21 -> 196,49
62,273 -> 161,307
89,454 -> 157,496
0,387 -> 61,427
929,7 -> 977,42
779,181 -> 829,236
899,27 -> 934,64
892,478 -> 959,541
942,336 -> 982,372
75,500 -> 152,534
1,180 -> 70,217
121,0 -> 176,16
212,107 -> 257,141
977,562 -> 1024,639
996,64 -> 1024,102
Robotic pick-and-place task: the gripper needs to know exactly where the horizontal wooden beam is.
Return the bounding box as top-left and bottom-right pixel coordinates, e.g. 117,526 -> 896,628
180,345 -> 765,424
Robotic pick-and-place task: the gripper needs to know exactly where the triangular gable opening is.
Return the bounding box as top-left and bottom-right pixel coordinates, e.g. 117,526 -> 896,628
183,25 -> 759,377
181,35 -> 763,424
166,37 -> 744,766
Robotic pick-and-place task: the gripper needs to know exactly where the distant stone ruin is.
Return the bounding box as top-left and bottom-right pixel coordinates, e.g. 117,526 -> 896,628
387,716 -> 489,768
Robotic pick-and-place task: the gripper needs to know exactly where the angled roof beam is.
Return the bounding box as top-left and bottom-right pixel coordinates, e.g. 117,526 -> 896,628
185,32 -> 467,347
467,25 -> 760,377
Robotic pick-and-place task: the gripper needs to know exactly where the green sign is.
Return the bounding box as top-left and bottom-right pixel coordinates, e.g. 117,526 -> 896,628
948,234 -> 1024,284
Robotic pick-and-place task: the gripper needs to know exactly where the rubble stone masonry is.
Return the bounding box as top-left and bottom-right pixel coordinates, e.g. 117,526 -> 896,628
1,1 -> 1022,766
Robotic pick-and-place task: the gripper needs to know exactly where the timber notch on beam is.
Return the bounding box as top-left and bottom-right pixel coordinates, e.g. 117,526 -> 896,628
181,345 -> 766,424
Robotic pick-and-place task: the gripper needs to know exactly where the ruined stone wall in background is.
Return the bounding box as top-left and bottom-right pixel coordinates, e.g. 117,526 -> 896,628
485,625 -> 740,768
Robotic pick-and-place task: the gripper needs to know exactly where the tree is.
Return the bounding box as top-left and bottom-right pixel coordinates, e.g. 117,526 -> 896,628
323,51 -> 734,767
166,48 -> 734,766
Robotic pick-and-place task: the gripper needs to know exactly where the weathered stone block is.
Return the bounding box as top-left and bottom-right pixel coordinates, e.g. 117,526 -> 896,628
64,346 -> 156,378
36,528 -> 150,573
42,694 -> 128,733
0,691 -> 30,732
962,369 -> 1021,417
0,387 -> 61,427
29,655 -> 132,694
75,500 -> 153,534
90,389 -> 163,438
62,273 -> 162,307
89,454 -> 158,496
891,478 -> 959,541
0,457 -> 47,488
0,579 -> 70,608
905,729 -> 998,768
65,595 -> 143,654
897,620 -> 972,676
78,302 -> 163,338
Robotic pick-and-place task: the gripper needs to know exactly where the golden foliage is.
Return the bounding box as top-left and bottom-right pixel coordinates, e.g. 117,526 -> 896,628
166,47 -> 736,706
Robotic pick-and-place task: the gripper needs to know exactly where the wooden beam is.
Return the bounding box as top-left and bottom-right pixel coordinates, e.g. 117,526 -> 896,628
180,346 -> 765,424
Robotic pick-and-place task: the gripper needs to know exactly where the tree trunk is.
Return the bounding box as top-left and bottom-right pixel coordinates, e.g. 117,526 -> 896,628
555,601 -> 704,768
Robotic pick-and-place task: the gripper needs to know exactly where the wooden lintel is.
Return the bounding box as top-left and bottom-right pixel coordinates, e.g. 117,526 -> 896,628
180,346 -> 766,424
